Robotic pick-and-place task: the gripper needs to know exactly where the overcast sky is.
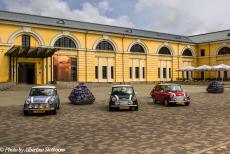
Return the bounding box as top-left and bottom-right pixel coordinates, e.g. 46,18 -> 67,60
1,0 -> 230,35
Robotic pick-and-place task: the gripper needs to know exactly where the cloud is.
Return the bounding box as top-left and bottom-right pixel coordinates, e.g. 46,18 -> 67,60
135,0 -> 230,35
2,0 -> 230,35
2,0 -> 133,27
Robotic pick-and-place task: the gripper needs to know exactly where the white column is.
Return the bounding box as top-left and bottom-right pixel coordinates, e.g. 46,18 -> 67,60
166,61 -> 171,81
140,59 -> 143,81
98,57 -> 102,82
107,57 -> 111,82
160,61 -> 163,81
189,72 -> 192,80
132,59 -> 136,81
183,71 -> 187,80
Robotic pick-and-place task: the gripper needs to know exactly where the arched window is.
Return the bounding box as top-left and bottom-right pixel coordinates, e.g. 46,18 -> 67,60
218,47 -> 230,55
182,49 -> 193,56
158,47 -> 171,55
130,44 -> 145,53
54,37 -> 76,48
96,40 -> 114,51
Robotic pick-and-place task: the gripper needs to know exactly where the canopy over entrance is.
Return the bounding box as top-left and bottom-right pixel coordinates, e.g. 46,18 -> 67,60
5,45 -> 60,58
5,46 -> 61,84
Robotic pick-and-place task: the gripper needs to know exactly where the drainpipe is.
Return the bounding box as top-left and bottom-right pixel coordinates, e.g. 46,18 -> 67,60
177,44 -> 179,81
209,43 -> 211,79
85,31 -> 88,83
122,34 -> 125,83
9,56 -> 11,82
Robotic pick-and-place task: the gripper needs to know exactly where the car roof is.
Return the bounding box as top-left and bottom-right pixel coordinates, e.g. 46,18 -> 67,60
112,85 -> 133,88
32,85 -> 56,89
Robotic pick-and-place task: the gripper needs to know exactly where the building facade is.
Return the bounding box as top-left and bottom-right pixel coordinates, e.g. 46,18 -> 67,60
0,11 -> 230,84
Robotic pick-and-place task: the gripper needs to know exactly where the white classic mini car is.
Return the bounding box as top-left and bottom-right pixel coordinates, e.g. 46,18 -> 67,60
23,86 -> 60,115
108,85 -> 138,111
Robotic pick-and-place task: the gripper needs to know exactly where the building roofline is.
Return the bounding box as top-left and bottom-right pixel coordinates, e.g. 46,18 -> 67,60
189,29 -> 230,37
0,10 -> 187,38
1,10 -> 230,44
0,10 -> 194,43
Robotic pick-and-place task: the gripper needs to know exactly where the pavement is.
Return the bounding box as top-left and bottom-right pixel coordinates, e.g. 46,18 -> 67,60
0,84 -> 230,154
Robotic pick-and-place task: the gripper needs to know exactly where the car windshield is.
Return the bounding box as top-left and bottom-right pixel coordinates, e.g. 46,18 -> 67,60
30,88 -> 54,96
112,86 -> 134,95
165,85 -> 182,91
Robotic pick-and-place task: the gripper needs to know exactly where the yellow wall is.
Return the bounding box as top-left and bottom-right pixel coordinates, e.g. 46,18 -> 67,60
1,22 -> 230,84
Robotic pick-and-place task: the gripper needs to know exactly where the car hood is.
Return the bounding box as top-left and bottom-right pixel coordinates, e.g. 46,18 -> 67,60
29,96 -> 52,103
167,91 -> 186,96
113,94 -> 132,100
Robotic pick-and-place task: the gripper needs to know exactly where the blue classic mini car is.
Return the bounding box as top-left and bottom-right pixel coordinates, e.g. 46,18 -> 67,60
108,85 -> 138,111
23,86 -> 60,116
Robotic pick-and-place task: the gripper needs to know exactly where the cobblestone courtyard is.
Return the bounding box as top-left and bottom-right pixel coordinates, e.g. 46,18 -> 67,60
0,84 -> 230,154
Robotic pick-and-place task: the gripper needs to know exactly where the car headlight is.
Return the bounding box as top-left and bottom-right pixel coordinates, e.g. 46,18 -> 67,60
169,93 -> 176,98
25,98 -> 31,105
111,96 -> 117,102
132,96 -> 137,101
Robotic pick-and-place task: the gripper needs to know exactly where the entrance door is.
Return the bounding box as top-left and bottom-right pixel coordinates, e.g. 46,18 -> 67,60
18,63 -> 35,84
201,72 -> 205,80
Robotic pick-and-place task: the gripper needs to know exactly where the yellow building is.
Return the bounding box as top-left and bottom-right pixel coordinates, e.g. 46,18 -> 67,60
0,11 -> 230,84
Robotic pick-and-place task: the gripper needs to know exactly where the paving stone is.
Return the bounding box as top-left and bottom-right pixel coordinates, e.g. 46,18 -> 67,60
0,84 -> 230,153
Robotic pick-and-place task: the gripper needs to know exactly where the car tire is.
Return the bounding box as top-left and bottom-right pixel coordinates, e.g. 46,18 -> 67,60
57,103 -> 60,110
109,106 -> 114,112
163,99 -> 170,107
24,110 -> 29,116
51,109 -> 57,115
152,96 -> 157,104
135,106 -> 138,111
185,102 -> 190,106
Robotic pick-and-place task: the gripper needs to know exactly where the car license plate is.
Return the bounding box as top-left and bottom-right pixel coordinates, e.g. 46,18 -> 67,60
119,106 -> 129,109
33,110 -> 45,113
176,102 -> 184,105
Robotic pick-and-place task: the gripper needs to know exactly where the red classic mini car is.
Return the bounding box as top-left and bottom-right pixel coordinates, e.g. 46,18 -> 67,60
150,83 -> 190,106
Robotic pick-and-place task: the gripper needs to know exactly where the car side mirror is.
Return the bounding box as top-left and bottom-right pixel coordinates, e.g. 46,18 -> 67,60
160,90 -> 164,93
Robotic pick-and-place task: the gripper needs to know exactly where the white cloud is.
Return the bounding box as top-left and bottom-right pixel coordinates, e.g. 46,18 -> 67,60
2,0 -> 133,27
2,0 -> 230,35
135,0 -> 230,35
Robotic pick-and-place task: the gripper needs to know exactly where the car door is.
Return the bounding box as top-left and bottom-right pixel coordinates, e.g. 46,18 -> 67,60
158,85 -> 165,103
154,85 -> 161,102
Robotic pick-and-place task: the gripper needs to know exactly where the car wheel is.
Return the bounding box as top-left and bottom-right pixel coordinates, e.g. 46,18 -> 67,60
135,106 -> 138,111
109,106 -> 113,112
24,110 -> 29,116
185,102 -> 190,106
51,109 -> 57,115
152,96 -> 157,104
163,99 -> 170,107
57,103 -> 60,110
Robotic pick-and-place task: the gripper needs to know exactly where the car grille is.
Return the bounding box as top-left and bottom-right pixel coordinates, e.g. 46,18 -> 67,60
30,103 -> 48,109
176,96 -> 185,101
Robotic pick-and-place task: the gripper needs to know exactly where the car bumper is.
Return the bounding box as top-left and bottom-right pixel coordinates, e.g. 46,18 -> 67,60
24,106 -> 56,112
207,88 -> 224,93
110,104 -> 138,107
168,100 -> 190,103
